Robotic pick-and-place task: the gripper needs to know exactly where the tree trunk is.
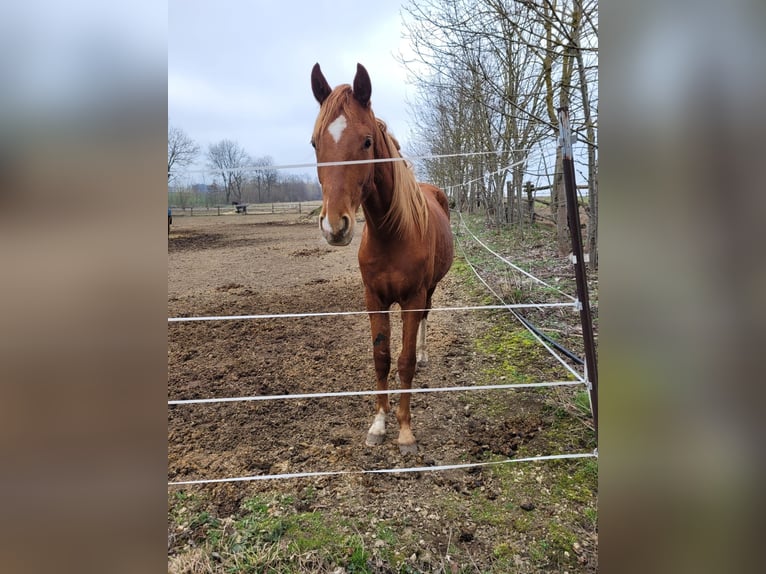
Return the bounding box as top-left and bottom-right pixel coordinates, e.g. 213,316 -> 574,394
574,0 -> 598,270
506,181 -> 514,224
588,182 -> 598,269
514,164 -> 523,235
552,149 -> 570,255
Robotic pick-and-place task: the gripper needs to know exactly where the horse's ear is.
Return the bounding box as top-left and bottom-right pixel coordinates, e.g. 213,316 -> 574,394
311,63 -> 332,105
353,63 -> 371,108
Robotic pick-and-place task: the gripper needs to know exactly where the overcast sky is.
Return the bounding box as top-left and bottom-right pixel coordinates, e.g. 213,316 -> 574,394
169,0 -> 418,181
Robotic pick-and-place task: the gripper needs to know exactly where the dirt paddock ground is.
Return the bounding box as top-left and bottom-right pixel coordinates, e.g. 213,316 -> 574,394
168,212 -> 597,572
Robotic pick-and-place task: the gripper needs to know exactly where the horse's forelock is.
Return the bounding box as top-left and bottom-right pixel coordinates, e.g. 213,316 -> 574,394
313,85 -> 371,142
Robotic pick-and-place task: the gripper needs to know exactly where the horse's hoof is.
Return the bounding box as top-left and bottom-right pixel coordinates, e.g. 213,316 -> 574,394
366,433 -> 386,446
416,359 -> 428,369
398,442 -> 418,455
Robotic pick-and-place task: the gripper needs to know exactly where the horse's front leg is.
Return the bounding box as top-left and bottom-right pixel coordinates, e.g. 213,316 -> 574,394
396,297 -> 427,454
365,293 -> 391,446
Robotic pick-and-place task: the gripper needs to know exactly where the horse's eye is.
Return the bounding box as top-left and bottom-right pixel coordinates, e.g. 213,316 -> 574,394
310,139 -> 316,149
364,136 -> 372,149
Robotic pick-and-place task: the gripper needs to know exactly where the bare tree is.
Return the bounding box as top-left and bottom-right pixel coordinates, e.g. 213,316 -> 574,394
251,156 -> 278,203
402,0 -> 552,225
519,0 -> 598,260
206,139 -> 251,204
167,126 -> 200,183
401,0 -> 598,263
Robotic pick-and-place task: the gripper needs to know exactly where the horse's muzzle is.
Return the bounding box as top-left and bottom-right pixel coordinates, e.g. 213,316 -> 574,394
320,214 -> 353,246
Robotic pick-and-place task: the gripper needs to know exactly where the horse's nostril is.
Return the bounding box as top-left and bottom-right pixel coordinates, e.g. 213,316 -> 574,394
341,215 -> 350,234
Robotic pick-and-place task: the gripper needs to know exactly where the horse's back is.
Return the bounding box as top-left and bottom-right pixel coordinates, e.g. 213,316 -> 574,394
420,183 -> 451,219
419,183 -> 453,286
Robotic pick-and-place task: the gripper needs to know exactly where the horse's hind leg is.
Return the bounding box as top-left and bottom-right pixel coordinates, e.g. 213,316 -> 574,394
365,295 -> 391,446
396,298 -> 426,455
416,317 -> 428,368
416,291 -> 434,368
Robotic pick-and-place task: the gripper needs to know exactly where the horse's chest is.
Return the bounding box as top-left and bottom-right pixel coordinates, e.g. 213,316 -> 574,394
359,254 -> 429,300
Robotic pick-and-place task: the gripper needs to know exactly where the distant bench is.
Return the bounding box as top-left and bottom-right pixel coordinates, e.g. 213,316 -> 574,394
233,203 -> 248,214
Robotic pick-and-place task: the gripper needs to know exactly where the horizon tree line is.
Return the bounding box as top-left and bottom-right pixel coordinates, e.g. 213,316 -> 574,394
167,125 -> 321,206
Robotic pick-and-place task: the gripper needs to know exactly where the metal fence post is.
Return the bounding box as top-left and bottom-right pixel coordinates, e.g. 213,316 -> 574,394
558,106 -> 598,442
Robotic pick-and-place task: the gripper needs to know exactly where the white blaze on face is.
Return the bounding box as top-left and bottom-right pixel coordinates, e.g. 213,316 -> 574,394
327,114 -> 347,144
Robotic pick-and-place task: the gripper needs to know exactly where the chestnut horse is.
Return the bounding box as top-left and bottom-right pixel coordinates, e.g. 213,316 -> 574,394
310,63 -> 454,454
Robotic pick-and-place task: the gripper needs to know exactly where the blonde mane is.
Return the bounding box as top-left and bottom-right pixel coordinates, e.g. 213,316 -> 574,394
376,119 -> 429,239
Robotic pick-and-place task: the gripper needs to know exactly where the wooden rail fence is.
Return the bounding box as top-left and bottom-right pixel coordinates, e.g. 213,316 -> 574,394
169,202 -> 322,217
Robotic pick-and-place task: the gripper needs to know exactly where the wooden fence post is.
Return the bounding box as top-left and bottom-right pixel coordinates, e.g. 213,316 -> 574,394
525,181 -> 534,224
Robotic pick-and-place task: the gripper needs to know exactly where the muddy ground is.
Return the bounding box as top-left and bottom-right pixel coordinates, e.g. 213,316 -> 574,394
168,212 -> 597,572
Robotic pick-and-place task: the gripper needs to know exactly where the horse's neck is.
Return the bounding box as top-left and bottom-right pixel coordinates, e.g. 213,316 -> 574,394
361,132 -> 397,236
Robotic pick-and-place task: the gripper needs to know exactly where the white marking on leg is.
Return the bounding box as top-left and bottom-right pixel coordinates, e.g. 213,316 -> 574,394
327,115 -> 347,143
367,410 -> 386,437
416,317 -> 428,366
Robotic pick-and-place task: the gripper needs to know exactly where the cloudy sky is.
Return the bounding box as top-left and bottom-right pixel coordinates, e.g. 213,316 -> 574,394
169,0 -> 419,181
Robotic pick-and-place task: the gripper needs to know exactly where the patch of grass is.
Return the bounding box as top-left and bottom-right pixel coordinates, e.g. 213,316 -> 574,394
528,538 -> 551,565
513,512 -> 534,533
470,490 -> 516,527
583,506 -> 598,530
574,389 -> 592,416
477,327 -> 548,378
288,512 -> 339,553
169,493 -> 380,573
550,458 -> 598,504
540,407 -> 593,456
430,451 -> 596,572
435,492 -> 470,524
492,541 -> 514,560
375,522 -> 397,545
462,321 -> 574,421
238,499 -> 339,559
441,260 -> 598,571
528,520 -> 580,570
449,257 -> 496,305
548,519 -> 578,553
168,491 -> 222,550
346,537 -> 371,573
433,266 -> 597,568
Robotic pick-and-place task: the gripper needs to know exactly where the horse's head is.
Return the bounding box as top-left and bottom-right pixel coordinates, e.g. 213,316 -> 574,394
311,63 -> 376,246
